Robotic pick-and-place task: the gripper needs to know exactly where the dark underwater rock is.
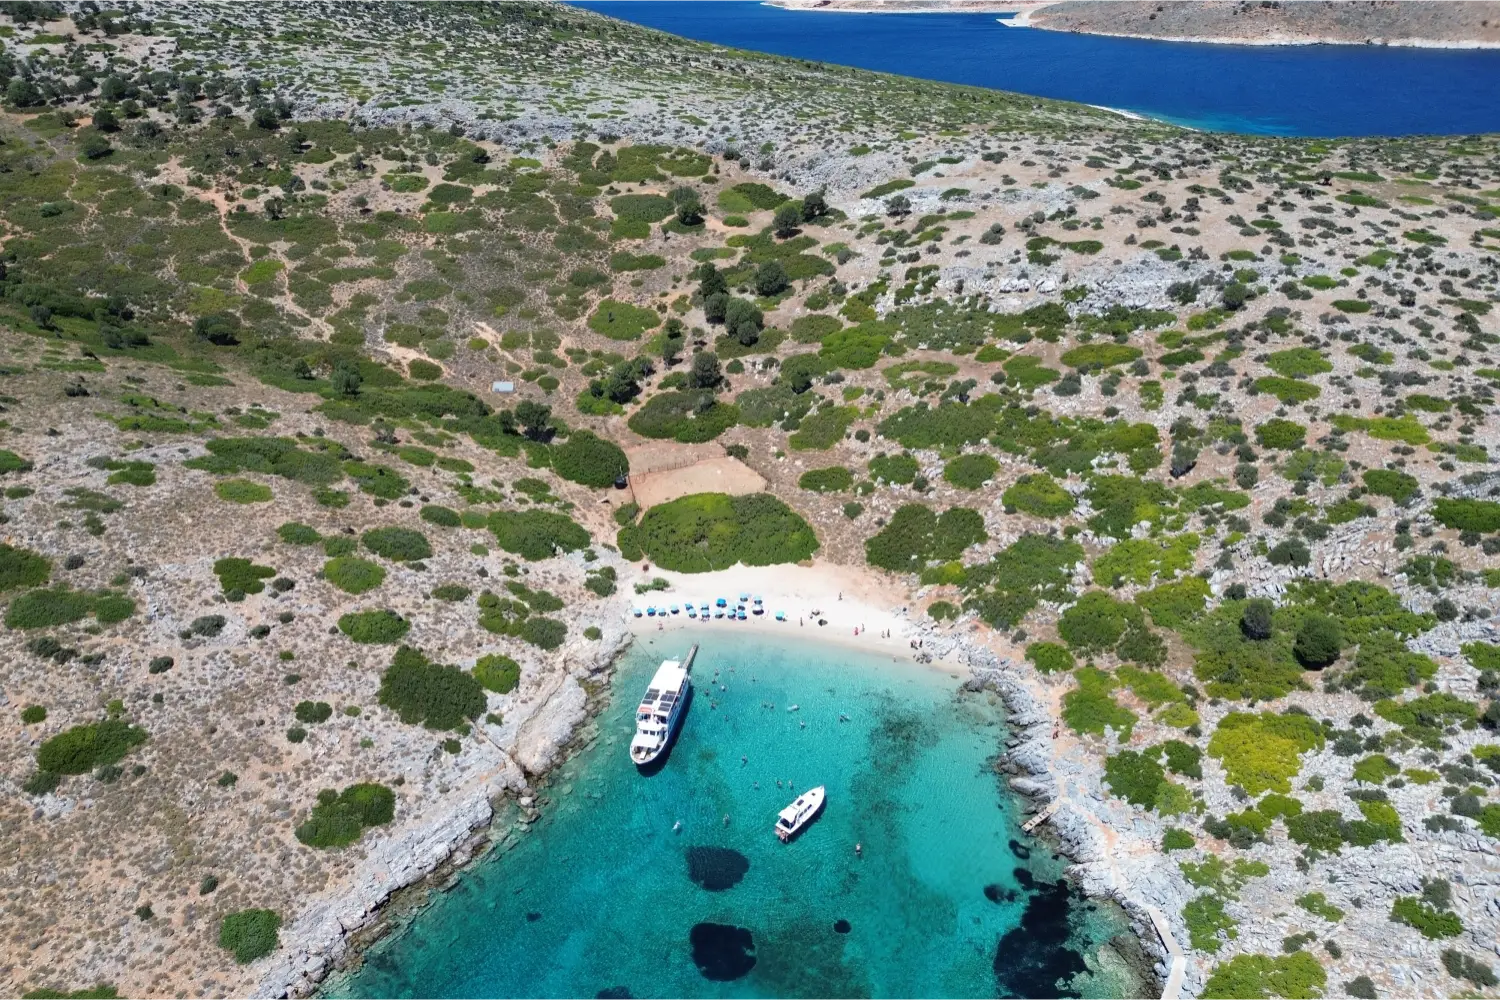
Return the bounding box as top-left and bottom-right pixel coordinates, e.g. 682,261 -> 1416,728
690,922 -> 757,981
686,846 -> 750,891
595,988 -> 633,999
984,883 -> 1018,904
993,873 -> 1089,1000
833,919 -> 851,934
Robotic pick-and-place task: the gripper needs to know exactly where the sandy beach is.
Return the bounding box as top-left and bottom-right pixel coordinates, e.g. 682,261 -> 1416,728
617,560 -> 963,668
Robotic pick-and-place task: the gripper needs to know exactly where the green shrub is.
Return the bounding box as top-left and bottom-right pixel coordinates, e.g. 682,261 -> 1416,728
378,645 -> 485,729
325,556 -> 387,594
420,505 -> 462,528
219,909 -> 281,965
1104,749 -> 1166,807
1061,667 -> 1136,739
21,705 -> 46,724
1201,952 -> 1325,1000
1352,753 -> 1399,785
1208,711 -> 1324,795
1296,892 -> 1345,923
551,430 -> 628,487
624,493 -> 818,572
865,504 -> 986,573
277,522 -> 322,545
0,544 -> 50,591
213,557 -> 275,596
1025,641 -> 1074,674
1265,348 -> 1332,378
37,718 -> 147,775
959,533 -> 1082,630
362,527 -> 432,562
1059,343 -> 1141,371
431,583 -> 472,602
1058,591 -> 1142,653
488,509 -> 591,560
337,609 -> 410,644
790,314 -> 842,343
0,449 -> 33,474
215,479 -> 272,504
1293,613 -> 1342,668
868,452 -> 920,485
1184,894 -> 1237,953
295,783 -> 396,849
1432,498 -> 1500,532
788,405 -> 857,450
294,701 -> 333,724
1255,418 -> 1306,451
6,587 -> 134,629
1092,535 -> 1198,587
1163,828 -> 1195,851
1117,666 -> 1187,709
942,453 -> 998,490
1002,473 -> 1074,517
473,653 -> 521,694
1362,469 -> 1418,503
1162,739 -> 1203,779
1390,896 -> 1462,939
588,299 -> 660,340
799,466 -> 853,492
408,359 -> 442,381
627,390 -> 738,443
1136,577 -> 1210,629
343,461 -> 409,499
1254,376 -> 1320,404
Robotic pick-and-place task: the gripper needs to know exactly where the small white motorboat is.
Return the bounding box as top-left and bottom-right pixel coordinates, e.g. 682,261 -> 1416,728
774,785 -> 825,842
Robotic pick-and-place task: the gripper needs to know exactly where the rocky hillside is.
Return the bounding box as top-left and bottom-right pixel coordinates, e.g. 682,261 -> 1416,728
1032,0 -> 1500,47
0,2 -> 1494,999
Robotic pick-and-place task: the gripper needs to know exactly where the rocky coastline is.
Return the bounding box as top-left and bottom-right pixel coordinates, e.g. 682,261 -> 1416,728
253,624 -> 635,999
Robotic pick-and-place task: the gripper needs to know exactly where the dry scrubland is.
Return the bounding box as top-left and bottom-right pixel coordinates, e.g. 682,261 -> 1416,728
1029,1 -> 1500,48
0,2 -> 1493,998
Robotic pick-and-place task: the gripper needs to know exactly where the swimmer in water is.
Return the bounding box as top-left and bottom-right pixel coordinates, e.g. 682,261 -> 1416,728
855,842 -> 863,857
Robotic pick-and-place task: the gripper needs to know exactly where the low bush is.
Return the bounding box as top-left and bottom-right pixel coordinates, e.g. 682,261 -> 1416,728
1061,667 -> 1136,739
1058,591 -> 1143,653
6,587 -> 135,629
942,453 -> 998,490
488,509 -> 591,561
337,609 -> 410,644
1002,473 -> 1074,517
473,653 -> 521,694
218,909 -> 281,964
362,527 -> 431,562
551,430 -> 629,488
1208,711 -> 1324,795
277,522 -> 322,545
213,558 -> 275,596
378,645 -> 485,729
1390,896 -> 1462,939
1025,641 -> 1074,674
623,493 -> 818,572
866,504 -> 986,573
868,452 -> 920,485
1362,469 -> 1418,504
627,390 -> 739,443
37,718 -> 148,775
420,505 -> 462,528
799,466 -> 853,492
295,783 -> 396,849
294,701 -> 333,724
1104,749 -> 1166,807
1255,418 -> 1306,451
1200,952 -> 1325,1000
214,479 -> 273,504
0,543 -> 50,591
1432,498 -> 1500,533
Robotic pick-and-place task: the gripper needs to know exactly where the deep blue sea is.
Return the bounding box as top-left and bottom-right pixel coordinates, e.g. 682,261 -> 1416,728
575,0 -> 1500,137
327,635 -> 1137,999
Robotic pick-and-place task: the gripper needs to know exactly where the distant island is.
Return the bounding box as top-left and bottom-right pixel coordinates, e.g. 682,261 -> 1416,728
771,0 -> 1500,48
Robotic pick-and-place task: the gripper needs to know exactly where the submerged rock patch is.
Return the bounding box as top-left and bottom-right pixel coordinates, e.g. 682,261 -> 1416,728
833,918 -> 851,934
993,873 -> 1090,999
984,883 -> 1018,904
686,846 -> 750,891
690,922 -> 757,981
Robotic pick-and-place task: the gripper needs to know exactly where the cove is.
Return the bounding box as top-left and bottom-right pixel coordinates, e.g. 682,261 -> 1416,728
573,1 -> 1500,137
326,635 -> 1137,998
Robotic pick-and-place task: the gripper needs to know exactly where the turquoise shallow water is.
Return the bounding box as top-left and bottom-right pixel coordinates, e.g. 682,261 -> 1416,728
328,635 -> 1135,999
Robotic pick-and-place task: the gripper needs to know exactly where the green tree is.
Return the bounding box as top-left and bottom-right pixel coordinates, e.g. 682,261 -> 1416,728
689,351 -> 722,390
330,360 -> 361,398
1240,598 -> 1274,640
1294,613 -> 1342,668
754,260 -> 789,297
773,203 -> 801,237
514,401 -> 553,440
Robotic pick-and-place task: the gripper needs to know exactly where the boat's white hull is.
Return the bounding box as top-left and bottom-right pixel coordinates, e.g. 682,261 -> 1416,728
774,786 -> 826,842
630,698 -> 687,767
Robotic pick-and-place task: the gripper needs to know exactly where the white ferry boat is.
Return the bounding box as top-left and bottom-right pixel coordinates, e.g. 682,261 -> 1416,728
774,785 -> 825,842
629,645 -> 696,767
